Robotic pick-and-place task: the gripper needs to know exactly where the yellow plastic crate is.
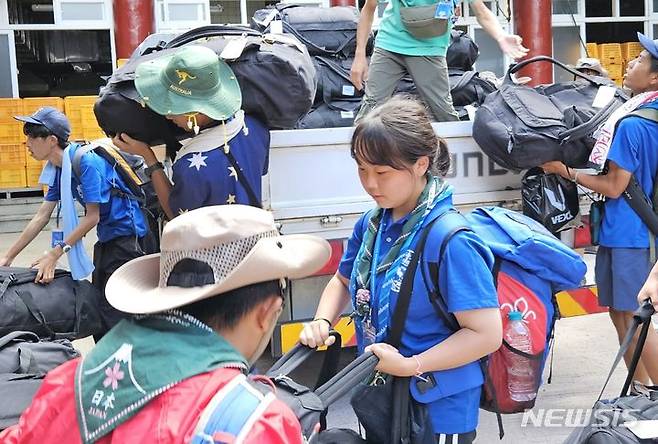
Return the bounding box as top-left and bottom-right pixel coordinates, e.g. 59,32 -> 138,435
0,164 -> 27,189
26,152 -> 45,168
64,96 -> 103,142
621,42 -> 642,62
611,77 -> 623,87
26,166 -> 43,188
0,99 -> 24,144
22,97 -> 65,115
604,64 -> 623,79
586,43 -> 599,59
599,43 -> 623,65
0,143 -> 27,165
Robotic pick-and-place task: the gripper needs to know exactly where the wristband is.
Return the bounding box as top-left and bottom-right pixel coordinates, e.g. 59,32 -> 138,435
313,317 -> 332,328
412,355 -> 429,382
145,161 -> 164,178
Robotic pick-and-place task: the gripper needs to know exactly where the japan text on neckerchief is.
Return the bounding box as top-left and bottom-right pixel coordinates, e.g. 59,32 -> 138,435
74,310 -> 248,444
588,91 -> 658,170
349,175 -> 450,353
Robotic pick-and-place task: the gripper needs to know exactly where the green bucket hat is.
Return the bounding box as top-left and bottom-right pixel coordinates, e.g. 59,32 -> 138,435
134,45 -> 242,121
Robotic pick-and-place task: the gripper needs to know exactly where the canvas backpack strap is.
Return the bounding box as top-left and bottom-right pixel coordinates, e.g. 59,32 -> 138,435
419,210 -> 505,439
620,108 -> 658,263
71,144 -> 97,181
221,148 -> 261,208
192,373 -> 276,444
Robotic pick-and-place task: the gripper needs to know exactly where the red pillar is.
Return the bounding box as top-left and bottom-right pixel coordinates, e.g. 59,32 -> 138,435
114,0 -> 154,59
513,0 -> 553,86
331,0 -> 355,6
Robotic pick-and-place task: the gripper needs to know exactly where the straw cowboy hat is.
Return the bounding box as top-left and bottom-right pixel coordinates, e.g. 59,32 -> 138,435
106,205 -> 331,314
134,45 -> 242,121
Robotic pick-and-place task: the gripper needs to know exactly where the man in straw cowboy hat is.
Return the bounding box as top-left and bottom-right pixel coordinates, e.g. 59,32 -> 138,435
114,45 -> 270,220
1,205 -> 331,444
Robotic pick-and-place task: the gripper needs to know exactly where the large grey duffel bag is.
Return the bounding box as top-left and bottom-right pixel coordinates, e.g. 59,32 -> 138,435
473,56 -> 627,172
0,331 -> 79,430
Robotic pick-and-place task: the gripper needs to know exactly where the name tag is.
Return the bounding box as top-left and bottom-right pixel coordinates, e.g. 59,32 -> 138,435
341,111 -> 355,119
592,85 -> 616,109
51,230 -> 64,248
342,85 -> 356,96
435,1 -> 452,19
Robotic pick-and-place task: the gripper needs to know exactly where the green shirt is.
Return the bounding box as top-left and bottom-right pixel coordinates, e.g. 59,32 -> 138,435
375,0 -> 474,57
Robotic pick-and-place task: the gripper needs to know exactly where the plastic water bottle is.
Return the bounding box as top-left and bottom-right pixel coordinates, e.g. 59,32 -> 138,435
505,310 -> 537,402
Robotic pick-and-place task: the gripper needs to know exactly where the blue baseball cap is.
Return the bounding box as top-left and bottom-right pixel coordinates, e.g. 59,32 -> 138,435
14,106 -> 71,141
638,32 -> 658,60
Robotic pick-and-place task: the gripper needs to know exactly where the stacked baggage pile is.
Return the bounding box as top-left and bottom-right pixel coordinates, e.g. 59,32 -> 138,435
252,3 -> 374,129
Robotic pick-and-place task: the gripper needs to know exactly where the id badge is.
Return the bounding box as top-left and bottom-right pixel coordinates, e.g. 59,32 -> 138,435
51,230 -> 64,249
435,1 -> 452,19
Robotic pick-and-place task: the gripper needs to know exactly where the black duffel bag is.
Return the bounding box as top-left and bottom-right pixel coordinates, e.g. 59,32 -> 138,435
0,267 -> 102,340
296,98 -> 361,129
96,25 -> 316,135
473,56 -> 628,172
252,3 -> 374,58
313,56 -> 364,106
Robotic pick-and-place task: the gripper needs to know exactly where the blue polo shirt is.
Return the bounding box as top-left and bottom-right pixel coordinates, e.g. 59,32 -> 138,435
599,101 -> 658,248
339,194 -> 498,434
169,116 -> 269,215
45,144 -> 147,243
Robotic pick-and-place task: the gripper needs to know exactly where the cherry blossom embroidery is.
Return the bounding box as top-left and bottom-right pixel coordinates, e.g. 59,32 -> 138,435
103,362 -> 125,391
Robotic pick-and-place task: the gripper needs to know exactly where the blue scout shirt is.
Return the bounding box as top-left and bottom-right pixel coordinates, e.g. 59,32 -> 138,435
339,193 -> 498,434
169,116 -> 269,215
600,101 -> 658,248
45,144 -> 147,243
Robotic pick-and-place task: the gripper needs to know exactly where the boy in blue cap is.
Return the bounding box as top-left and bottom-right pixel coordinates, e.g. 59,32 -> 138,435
0,106 -> 151,340
543,32 -> 658,387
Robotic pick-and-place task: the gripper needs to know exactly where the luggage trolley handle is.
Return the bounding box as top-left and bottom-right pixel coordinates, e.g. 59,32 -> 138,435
165,25 -> 262,49
595,299 -> 656,402
506,55 -> 608,88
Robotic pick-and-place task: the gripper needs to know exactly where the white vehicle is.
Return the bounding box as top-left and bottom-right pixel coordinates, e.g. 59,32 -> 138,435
263,121 -> 602,356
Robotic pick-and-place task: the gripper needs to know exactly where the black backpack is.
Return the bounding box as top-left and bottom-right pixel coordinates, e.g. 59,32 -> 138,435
447,30 -> 479,71
473,56 -> 628,172
251,3 -> 374,59
313,56 -> 365,106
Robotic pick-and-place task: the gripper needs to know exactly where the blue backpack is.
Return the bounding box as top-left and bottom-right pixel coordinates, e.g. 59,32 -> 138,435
420,207 -> 586,418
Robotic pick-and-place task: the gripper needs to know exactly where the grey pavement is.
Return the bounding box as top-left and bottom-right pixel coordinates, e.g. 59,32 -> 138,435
0,228 -> 650,443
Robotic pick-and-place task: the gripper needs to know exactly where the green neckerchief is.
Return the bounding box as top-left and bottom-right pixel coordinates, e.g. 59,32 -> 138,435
74,311 -> 248,444
355,175 -> 448,290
